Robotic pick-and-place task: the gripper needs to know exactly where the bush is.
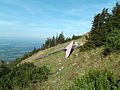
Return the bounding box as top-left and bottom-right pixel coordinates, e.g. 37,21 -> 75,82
67,70 -> 120,90
72,35 -> 82,40
81,41 -> 96,51
103,28 -> 120,56
0,63 -> 51,89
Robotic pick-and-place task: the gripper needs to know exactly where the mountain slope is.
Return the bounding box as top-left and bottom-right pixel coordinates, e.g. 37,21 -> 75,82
20,36 -> 120,90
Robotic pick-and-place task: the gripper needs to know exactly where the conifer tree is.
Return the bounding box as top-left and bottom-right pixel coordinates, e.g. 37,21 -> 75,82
58,32 -> 65,44
86,8 -> 110,47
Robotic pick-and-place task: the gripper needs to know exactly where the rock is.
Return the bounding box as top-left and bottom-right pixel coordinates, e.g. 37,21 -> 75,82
61,66 -> 64,70
75,54 -> 78,56
59,60 -> 61,62
59,68 -> 61,71
73,63 -> 76,66
75,42 -> 78,46
77,66 -> 79,68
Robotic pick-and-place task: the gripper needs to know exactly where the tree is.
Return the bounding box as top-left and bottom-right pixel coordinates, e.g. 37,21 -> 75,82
103,3 -> 120,55
112,3 -> 120,18
0,59 -> 5,66
40,32 -> 66,50
88,8 -> 110,47
58,32 -> 65,44
81,3 -> 120,56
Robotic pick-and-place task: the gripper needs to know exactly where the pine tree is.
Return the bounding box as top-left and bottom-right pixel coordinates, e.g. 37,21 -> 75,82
58,32 -> 65,44
103,3 -> 120,55
87,8 -> 110,47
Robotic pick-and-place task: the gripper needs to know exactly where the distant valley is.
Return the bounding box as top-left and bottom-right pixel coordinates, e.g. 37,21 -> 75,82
0,38 -> 44,63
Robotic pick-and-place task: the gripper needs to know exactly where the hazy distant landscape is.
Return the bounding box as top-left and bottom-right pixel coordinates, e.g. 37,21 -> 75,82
0,38 -> 44,63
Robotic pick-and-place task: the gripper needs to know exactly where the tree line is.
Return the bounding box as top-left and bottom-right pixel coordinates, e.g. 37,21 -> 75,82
41,33 -> 81,50
82,3 -> 120,56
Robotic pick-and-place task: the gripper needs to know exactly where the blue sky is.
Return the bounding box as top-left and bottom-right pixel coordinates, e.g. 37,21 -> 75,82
0,0 -> 116,39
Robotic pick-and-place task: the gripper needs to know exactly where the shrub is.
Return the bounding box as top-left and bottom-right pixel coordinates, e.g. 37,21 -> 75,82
103,28 -> 120,56
67,70 -> 120,90
0,63 -> 51,89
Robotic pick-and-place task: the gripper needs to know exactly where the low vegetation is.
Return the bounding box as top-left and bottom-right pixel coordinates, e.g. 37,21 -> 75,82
0,62 -> 50,90
67,70 -> 120,90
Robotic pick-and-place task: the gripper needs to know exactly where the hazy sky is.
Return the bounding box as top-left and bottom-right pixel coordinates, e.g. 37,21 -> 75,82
0,0 -> 116,39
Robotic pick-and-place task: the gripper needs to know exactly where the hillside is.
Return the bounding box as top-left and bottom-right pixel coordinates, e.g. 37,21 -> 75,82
1,3 -> 120,90
21,36 -> 120,90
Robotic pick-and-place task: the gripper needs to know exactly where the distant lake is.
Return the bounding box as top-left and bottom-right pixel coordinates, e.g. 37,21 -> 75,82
0,38 -> 44,63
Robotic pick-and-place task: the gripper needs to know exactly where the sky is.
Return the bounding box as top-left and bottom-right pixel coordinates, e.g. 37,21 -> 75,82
0,0 -> 117,39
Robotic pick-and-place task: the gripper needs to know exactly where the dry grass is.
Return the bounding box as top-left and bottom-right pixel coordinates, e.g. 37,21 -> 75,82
20,37 -> 120,90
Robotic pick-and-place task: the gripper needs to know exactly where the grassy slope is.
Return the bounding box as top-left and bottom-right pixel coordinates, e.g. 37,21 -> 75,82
21,36 -> 120,90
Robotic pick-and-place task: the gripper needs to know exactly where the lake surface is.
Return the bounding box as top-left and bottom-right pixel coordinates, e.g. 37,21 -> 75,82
0,38 -> 44,63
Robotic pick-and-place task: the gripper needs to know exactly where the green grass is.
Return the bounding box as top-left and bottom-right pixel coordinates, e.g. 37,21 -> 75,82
21,36 -> 120,90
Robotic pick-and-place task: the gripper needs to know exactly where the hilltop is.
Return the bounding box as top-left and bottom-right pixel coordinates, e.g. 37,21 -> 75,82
20,35 -> 120,89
